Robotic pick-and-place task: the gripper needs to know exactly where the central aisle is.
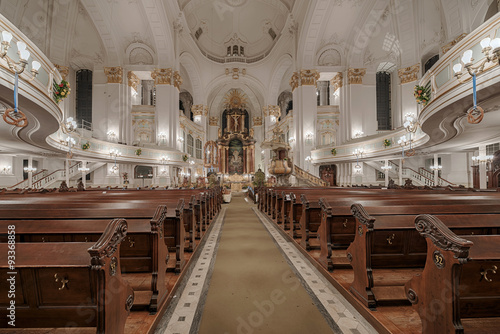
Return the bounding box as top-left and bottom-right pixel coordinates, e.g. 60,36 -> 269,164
198,194 -> 335,334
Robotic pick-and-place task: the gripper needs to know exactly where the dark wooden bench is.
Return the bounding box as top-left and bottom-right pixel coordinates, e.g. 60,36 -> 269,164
347,203 -> 500,309
0,218 -> 134,332
405,214 -> 500,333
0,205 -> 170,314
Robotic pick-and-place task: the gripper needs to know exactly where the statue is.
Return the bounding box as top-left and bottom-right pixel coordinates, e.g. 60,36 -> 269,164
218,128 -> 222,138
249,128 -> 254,138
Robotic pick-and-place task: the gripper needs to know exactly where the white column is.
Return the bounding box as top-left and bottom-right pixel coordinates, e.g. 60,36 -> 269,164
153,69 -> 180,150
318,81 -> 329,106
65,159 -> 70,185
399,158 -> 403,186
81,160 -> 87,188
27,156 -> 33,188
384,159 -> 389,187
433,154 -> 439,186
291,70 -> 319,169
479,145 -> 487,189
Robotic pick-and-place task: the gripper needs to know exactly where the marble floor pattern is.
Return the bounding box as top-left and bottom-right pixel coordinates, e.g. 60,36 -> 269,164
156,200 -> 377,334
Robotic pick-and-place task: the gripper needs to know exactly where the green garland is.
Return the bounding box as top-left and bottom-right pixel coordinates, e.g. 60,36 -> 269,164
53,79 -> 71,103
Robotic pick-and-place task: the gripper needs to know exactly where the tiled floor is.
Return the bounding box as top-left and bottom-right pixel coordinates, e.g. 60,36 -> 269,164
253,208 -> 377,334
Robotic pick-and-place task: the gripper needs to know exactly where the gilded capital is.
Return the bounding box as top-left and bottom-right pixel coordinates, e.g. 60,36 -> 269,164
151,68 -> 173,85
54,64 -> 69,80
104,66 -> 123,84
299,69 -> 320,86
127,71 -> 140,91
209,116 -> 219,126
348,68 -> 366,85
330,72 -> 343,91
289,72 -> 299,91
253,116 -> 263,126
398,64 -> 420,84
267,105 -> 281,118
173,70 -> 182,89
192,104 -> 208,116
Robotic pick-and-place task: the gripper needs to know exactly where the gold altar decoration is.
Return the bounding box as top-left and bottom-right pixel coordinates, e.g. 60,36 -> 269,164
223,89 -> 248,109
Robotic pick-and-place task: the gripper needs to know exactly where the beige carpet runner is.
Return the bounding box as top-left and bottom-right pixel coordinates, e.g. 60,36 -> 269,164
198,194 -> 335,334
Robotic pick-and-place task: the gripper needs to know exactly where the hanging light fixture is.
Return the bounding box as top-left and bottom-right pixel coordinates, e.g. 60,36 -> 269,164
1,31 -> 41,128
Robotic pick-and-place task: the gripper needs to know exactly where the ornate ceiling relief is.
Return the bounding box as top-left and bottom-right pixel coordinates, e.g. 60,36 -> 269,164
151,68 -> 173,85
54,64 -> 70,81
330,73 -> 343,91
225,68 -> 246,79
104,67 -> 123,83
398,64 -> 420,84
223,89 -> 248,109
127,71 -> 140,91
441,33 -> 467,55
348,68 -> 366,84
317,48 -> 342,66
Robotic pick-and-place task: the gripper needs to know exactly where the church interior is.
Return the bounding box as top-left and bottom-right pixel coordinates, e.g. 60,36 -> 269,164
1,0 -> 500,333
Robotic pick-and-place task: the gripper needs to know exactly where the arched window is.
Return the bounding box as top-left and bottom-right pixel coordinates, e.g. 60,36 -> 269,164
195,139 -> 202,159
424,55 -> 439,74
76,69 -> 93,126
187,134 -> 194,156
376,72 -> 392,131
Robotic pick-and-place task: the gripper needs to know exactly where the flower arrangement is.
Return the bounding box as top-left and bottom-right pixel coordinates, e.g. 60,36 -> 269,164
82,141 -> 90,150
135,148 -> 142,156
122,172 -> 129,184
53,79 -> 71,103
383,139 -> 391,147
414,82 -> 431,105
182,154 -> 189,162
331,148 -> 337,156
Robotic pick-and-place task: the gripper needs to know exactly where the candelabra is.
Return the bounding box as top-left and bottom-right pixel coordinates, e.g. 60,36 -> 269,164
107,130 -> 117,142
61,117 -> 77,134
1,31 -> 41,128
23,167 -> 37,173
354,131 -> 364,139
1,166 -> 12,174
109,149 -> 121,174
158,132 -> 167,145
305,155 -> 312,171
430,165 -> 442,171
472,155 -> 493,165
452,38 -> 500,124
353,148 -> 363,174
305,133 -> 314,145
381,165 -> 392,171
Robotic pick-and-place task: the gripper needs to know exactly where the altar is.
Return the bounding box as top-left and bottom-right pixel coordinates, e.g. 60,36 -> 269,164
216,89 -> 256,179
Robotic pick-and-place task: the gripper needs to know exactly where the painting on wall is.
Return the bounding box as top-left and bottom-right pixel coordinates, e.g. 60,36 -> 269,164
228,139 -> 243,174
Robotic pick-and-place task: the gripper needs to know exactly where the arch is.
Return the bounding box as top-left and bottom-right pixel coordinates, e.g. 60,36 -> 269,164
470,0 -> 498,31
179,52 -> 206,104
206,75 -> 266,118
267,54 -> 293,105
316,45 -> 344,66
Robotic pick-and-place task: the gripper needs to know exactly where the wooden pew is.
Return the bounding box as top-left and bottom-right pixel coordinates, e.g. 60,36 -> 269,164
347,203 -> 500,309
0,201 -> 187,274
0,218 -> 134,332
0,205 -> 170,314
405,214 -> 500,334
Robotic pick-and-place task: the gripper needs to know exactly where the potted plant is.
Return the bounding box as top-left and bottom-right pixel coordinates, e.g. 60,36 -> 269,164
414,82 -> 431,105
135,148 -> 142,156
53,79 -> 71,103
331,148 -> 337,156
383,139 -> 391,148
82,141 -> 90,150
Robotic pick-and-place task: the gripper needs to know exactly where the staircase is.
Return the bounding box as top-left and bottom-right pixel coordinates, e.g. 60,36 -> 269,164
10,162 -> 105,189
366,160 -> 455,187
293,164 -> 329,187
